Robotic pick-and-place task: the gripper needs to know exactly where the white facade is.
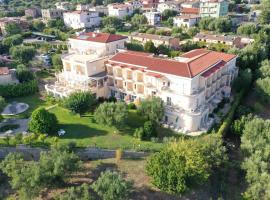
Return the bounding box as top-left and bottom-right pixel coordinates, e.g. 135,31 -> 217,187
45,32 -> 128,98
63,11 -> 101,29
108,3 -> 134,18
143,11 -> 161,25
173,15 -> 200,28
125,0 -> 143,9
105,49 -> 238,132
157,2 -> 180,13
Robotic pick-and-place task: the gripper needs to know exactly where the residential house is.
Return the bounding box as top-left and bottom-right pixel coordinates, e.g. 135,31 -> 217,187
0,67 -> 18,85
173,15 -> 200,28
25,7 -> 41,18
76,4 -> 92,11
63,11 -> 101,29
199,0 -> 229,18
125,0 -> 143,9
181,0 -> 200,8
41,9 -> 63,21
55,2 -> 72,10
157,2 -> 181,13
193,33 -> 254,49
130,32 -> 180,49
143,11 -> 161,25
142,0 -> 159,9
0,17 -> 29,36
180,7 -> 199,15
228,13 -> 249,27
105,49 -> 238,132
108,3 -> 134,18
45,32 -> 128,98
89,6 -> 109,15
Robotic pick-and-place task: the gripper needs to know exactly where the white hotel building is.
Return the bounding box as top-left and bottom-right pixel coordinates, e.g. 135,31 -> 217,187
46,32 -> 238,132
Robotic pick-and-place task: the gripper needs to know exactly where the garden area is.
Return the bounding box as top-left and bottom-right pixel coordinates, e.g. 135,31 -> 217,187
0,93 -> 182,151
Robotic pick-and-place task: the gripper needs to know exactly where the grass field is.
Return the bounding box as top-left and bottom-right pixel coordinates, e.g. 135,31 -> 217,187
1,94 -> 181,151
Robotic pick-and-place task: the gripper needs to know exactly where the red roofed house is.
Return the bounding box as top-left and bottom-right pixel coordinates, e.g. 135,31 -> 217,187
180,7 -> 199,15
45,32 -> 128,98
106,49 -> 238,132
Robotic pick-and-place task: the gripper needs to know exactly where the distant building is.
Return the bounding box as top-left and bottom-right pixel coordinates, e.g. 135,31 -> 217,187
228,13 -> 249,27
249,10 -> 261,22
41,9 -> 63,21
89,5 -> 109,15
76,4 -> 92,11
181,0 -> 200,8
45,32 -> 128,98
193,33 -> 254,49
130,32 -> 180,49
0,17 -> 29,36
142,0 -> 159,9
200,0 -> 229,18
180,7 -> 199,15
0,67 -> 18,85
25,7 -> 41,18
63,11 -> 101,29
125,0 -> 143,9
173,15 -> 200,28
55,2 -> 72,10
108,3 -> 134,18
143,11 -> 161,25
157,2 -> 181,13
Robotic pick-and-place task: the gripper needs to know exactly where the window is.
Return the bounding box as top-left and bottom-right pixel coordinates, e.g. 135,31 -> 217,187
167,81 -> 170,87
167,97 -> 172,106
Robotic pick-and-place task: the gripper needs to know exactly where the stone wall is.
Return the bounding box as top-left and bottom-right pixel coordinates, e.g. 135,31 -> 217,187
0,145 -> 149,161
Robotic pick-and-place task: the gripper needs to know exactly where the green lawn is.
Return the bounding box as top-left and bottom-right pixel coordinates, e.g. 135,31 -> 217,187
47,106 -> 177,151
1,94 -> 181,151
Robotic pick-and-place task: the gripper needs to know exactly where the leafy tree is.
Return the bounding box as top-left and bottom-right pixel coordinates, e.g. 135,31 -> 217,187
52,54 -> 63,71
31,20 -> 45,32
237,23 -> 257,36
101,16 -> 123,30
146,135 -> 227,194
56,184 -> 94,200
125,42 -> 144,51
0,145 -> 80,200
16,64 -> 35,83
259,0 -> 270,24
232,68 -> 252,92
0,96 -> 6,112
256,59 -> 270,79
63,91 -> 96,116
28,107 -> 58,135
146,28 -> 156,34
241,117 -> 270,200
47,19 -> 65,30
137,96 -> 164,123
131,14 -> 147,27
161,9 -> 178,21
157,44 -> 170,55
198,17 -> 214,30
94,102 -> 128,127
144,41 -> 157,53
143,120 -> 157,138
10,46 -> 36,63
92,171 -> 132,200
5,22 -> 22,36
232,114 -> 255,135
101,27 -> 116,34
255,77 -> 270,103
2,34 -> 23,48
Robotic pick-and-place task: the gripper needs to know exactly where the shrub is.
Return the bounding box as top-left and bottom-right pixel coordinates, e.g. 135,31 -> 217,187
16,64 -> 35,83
143,121 -> 157,139
63,91 -> 96,116
146,135 -> 227,194
56,184 -> 94,200
94,102 -> 128,127
0,124 -> 19,132
91,171 -> 132,200
134,127 -> 144,140
0,80 -> 38,98
28,108 -> 58,135
127,103 -> 136,110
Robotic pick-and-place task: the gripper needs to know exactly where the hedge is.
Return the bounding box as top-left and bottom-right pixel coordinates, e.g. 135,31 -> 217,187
0,80 -> 39,98
217,90 -> 245,136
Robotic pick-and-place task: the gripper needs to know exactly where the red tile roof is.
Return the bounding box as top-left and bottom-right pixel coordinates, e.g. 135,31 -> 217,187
0,67 -> 10,75
73,32 -> 128,43
180,7 -> 199,15
109,49 -> 236,78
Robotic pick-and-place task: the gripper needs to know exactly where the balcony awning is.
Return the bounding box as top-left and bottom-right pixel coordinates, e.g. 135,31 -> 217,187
89,71 -> 107,80
146,72 -> 163,78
